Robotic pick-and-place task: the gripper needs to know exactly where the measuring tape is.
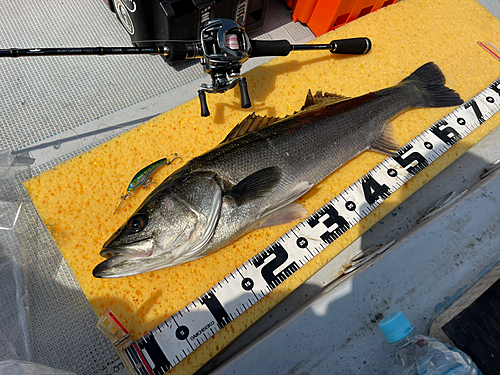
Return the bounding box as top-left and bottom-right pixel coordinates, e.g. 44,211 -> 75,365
117,77 -> 500,375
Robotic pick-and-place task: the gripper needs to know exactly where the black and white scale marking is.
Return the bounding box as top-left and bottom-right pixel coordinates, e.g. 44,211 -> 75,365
124,79 -> 500,375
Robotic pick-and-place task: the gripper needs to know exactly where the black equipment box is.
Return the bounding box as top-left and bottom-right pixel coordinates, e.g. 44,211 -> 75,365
106,0 -> 269,64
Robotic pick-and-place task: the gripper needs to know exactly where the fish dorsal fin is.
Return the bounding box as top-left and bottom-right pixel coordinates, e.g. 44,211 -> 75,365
221,113 -> 281,144
301,90 -> 350,110
303,89 -> 316,108
369,123 -> 401,156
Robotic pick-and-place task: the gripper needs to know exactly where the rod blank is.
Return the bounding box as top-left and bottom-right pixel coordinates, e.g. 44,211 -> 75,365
0,46 -> 169,58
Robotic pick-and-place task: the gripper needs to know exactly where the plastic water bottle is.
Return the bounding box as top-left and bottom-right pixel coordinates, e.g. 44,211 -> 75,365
378,311 -> 482,375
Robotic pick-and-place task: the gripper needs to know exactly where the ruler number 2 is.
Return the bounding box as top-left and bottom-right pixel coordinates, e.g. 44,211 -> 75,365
252,244 -> 299,289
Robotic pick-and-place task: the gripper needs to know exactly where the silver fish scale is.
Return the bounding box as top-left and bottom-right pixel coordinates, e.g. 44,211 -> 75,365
204,88 -> 409,187
191,85 -> 420,253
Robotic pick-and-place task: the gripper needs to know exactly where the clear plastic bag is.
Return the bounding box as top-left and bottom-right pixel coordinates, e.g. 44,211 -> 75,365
0,150 -> 16,180
0,149 -> 29,230
0,359 -> 76,375
0,150 -> 31,361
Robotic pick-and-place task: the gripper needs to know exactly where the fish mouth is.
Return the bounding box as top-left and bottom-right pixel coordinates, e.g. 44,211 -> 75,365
93,238 -> 155,278
99,238 -> 154,259
93,255 -> 148,278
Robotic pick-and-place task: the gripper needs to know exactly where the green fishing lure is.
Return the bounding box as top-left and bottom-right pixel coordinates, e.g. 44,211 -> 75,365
114,154 -> 181,214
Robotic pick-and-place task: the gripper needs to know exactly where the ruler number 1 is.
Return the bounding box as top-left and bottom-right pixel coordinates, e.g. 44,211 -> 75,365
200,291 -> 231,329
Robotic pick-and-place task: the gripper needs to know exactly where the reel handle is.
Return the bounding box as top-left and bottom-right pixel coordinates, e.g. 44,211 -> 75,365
198,90 -> 210,117
239,78 -> 251,109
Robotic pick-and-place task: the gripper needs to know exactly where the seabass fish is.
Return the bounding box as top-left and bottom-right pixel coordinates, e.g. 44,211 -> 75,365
93,62 -> 463,278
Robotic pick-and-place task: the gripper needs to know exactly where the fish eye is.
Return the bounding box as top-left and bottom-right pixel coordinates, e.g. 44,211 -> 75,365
127,214 -> 148,233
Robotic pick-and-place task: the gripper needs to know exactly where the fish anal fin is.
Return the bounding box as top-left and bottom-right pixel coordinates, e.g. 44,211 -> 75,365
369,123 -> 400,156
257,203 -> 307,228
226,166 -> 282,206
221,113 -> 281,144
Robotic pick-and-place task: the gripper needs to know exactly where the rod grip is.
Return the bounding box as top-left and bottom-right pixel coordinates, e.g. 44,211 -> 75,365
330,38 -> 372,55
164,42 -> 188,62
249,40 -> 292,58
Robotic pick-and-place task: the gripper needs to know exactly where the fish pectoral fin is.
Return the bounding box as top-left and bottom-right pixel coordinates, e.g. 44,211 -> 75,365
226,166 -> 282,206
301,90 -> 350,110
221,113 -> 282,144
257,203 -> 307,228
369,122 -> 401,156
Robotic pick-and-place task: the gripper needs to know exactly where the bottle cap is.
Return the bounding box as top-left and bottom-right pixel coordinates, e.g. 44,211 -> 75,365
378,311 -> 414,343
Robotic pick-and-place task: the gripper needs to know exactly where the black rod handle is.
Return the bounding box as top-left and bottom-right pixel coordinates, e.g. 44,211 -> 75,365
239,78 -> 251,109
330,38 -> 371,55
249,40 -> 292,58
198,91 -> 210,117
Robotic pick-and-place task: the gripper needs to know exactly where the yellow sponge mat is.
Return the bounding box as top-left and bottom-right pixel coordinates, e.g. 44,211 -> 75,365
24,0 -> 500,373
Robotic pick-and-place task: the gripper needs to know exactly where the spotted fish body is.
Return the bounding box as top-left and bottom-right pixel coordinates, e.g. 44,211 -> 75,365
94,62 -> 463,278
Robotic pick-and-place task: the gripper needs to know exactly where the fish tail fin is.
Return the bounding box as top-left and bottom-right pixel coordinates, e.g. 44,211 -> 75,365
401,62 -> 464,108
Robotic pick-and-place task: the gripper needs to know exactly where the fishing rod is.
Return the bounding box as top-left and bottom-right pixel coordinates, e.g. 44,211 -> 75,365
1,18 -> 372,117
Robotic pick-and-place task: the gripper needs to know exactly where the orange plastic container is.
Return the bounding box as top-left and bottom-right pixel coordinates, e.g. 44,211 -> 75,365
286,0 -> 317,23
286,0 -> 398,37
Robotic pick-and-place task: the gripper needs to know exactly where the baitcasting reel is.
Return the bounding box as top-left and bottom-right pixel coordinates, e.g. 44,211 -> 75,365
1,18 -> 372,117
197,19 -> 252,117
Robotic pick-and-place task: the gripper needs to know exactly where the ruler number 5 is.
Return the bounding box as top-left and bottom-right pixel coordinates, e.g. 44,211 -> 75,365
393,144 -> 428,175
